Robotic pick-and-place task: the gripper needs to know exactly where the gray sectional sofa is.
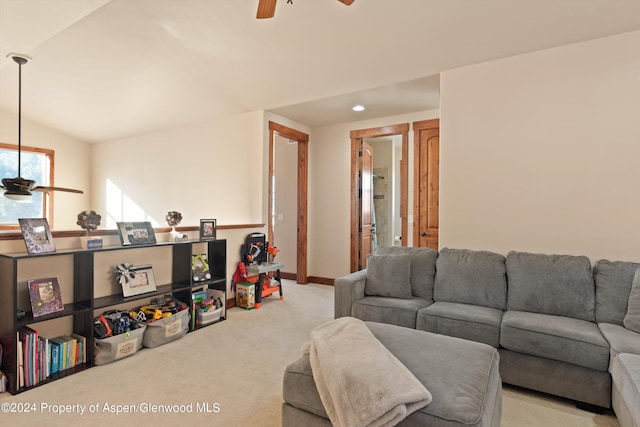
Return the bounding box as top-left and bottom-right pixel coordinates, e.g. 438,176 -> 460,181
334,246 -> 640,426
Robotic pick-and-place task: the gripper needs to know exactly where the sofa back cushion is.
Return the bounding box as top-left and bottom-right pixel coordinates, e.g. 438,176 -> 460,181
374,246 -> 437,299
506,251 -> 595,321
434,248 -> 507,310
594,259 -> 640,324
365,254 -> 413,299
623,270 -> 640,333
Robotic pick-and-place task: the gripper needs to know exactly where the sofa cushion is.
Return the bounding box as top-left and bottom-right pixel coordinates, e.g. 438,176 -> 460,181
610,353 -> 640,427
365,254 -> 412,299
506,251 -> 595,321
416,301 -> 503,348
351,296 -> 432,329
599,323 -> 640,370
434,248 -> 507,310
594,259 -> 640,324
500,311 -> 610,372
623,270 -> 640,333
374,246 -> 437,300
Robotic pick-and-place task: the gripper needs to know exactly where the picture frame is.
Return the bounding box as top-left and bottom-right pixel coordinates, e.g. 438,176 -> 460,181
116,221 -> 157,246
28,277 -> 64,318
192,254 -> 212,282
19,218 -> 56,254
116,264 -> 157,298
199,219 -> 217,241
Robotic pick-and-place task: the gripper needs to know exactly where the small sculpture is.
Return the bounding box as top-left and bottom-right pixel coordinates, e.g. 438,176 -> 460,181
76,210 -> 101,236
165,211 -> 184,241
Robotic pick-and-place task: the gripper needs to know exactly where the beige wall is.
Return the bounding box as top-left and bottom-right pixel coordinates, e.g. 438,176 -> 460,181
0,109 -> 91,230
440,30 -> 640,263
90,110 -> 264,228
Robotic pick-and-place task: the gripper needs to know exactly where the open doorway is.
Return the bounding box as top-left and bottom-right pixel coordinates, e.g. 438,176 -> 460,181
350,124 -> 409,272
268,121 -> 309,284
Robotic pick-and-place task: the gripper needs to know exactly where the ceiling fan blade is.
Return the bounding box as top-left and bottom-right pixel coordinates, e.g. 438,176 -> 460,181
257,0 -> 277,19
338,0 -> 355,5
34,186 -> 84,194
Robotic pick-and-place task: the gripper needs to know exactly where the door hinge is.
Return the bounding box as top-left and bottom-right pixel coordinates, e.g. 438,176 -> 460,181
358,150 -> 362,157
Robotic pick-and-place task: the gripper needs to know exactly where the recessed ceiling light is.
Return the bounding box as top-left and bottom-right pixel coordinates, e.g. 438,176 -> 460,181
352,105 -> 365,112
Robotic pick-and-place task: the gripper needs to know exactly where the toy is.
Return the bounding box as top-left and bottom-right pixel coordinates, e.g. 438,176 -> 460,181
232,262 -> 248,290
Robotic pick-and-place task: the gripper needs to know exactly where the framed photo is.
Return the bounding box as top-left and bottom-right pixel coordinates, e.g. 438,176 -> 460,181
19,218 -> 56,254
199,219 -> 217,241
116,264 -> 157,297
192,254 -> 212,282
28,277 -> 64,318
116,221 -> 157,246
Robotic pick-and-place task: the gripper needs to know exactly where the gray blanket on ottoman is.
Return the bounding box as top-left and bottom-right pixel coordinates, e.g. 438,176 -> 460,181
302,317 -> 432,427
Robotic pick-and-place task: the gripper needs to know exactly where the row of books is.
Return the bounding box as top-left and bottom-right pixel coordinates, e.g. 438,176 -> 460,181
17,326 -> 86,389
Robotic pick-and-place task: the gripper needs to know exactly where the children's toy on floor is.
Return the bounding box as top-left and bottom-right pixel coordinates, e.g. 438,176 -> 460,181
236,282 -> 255,310
240,232 -> 284,309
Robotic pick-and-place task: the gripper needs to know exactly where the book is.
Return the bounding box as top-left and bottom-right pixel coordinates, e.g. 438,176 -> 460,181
49,337 -> 66,372
17,333 -> 24,388
71,333 -> 86,364
38,337 -> 49,382
18,326 -> 38,387
191,289 -> 208,329
50,339 -> 60,375
61,336 -> 78,368
28,277 -> 63,318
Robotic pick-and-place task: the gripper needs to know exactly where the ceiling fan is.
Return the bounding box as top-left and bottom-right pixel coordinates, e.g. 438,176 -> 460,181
257,0 -> 355,19
1,53 -> 83,201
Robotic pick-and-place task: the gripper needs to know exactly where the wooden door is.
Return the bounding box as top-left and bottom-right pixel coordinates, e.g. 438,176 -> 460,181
413,119 -> 439,250
360,141 -> 374,269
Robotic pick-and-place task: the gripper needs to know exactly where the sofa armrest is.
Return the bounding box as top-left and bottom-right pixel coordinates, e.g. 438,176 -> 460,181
334,269 -> 368,318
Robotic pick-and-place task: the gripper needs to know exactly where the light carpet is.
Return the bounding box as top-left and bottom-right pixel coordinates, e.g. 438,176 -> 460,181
0,280 -> 620,426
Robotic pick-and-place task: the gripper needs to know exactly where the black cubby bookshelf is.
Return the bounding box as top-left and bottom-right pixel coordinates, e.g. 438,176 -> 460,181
0,238 -> 226,394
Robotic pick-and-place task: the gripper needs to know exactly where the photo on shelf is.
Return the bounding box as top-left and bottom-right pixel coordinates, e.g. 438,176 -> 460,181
116,221 -> 157,246
18,218 -> 56,254
115,264 -> 157,297
28,277 -> 64,318
199,219 -> 217,241
192,254 -> 211,282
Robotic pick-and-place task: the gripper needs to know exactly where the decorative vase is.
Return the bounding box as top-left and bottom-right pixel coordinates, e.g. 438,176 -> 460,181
170,226 -> 180,242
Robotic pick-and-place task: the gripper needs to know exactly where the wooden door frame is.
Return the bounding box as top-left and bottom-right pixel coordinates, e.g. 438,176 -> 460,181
350,123 -> 409,273
412,118 -> 440,248
268,121 -> 309,284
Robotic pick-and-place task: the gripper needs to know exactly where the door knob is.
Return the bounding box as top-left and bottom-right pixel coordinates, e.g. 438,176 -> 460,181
421,232 -> 428,237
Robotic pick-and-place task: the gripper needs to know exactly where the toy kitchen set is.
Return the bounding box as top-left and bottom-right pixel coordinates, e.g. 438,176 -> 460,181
238,232 -> 283,309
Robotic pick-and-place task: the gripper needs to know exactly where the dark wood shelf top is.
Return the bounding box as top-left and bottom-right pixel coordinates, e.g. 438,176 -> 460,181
0,239 -> 226,260
17,302 -> 92,327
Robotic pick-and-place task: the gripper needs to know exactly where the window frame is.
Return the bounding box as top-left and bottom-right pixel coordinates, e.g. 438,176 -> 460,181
0,142 -> 55,231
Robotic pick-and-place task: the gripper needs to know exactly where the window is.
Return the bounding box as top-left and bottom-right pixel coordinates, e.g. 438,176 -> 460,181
0,143 -> 54,230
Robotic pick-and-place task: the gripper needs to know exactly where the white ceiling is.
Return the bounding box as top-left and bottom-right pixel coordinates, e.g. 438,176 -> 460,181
1,0 -> 639,143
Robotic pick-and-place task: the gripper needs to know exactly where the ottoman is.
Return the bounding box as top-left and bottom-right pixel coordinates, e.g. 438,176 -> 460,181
611,353 -> 640,427
282,321 -> 501,427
